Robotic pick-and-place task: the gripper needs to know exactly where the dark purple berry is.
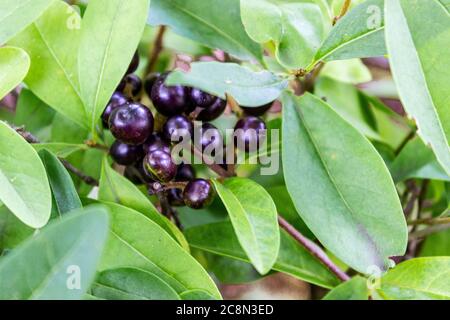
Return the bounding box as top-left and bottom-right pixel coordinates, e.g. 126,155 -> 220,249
234,116 -> 267,153
197,97 -> 227,121
143,150 -> 177,182
109,103 -> 154,145
102,92 -> 129,127
110,141 -> 143,166
151,73 -> 189,116
183,179 -> 215,209
196,123 -> 223,156
144,72 -> 161,97
143,133 -> 171,154
167,189 -> 185,207
162,115 -> 193,143
118,74 -> 142,98
127,52 -> 140,75
241,102 -> 273,116
190,88 -> 215,108
125,161 -> 156,184
175,163 -> 195,181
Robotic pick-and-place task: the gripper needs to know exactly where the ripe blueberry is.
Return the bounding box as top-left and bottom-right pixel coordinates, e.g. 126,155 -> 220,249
190,88 -> 215,108
118,74 -> 142,98
234,116 -> 267,153
144,72 -> 161,98
162,115 -> 193,143
143,150 -> 177,182
175,163 -> 196,181
127,52 -> 140,75
110,141 -> 143,166
196,123 -> 223,156
183,179 -> 215,209
241,102 -> 273,116
143,133 -> 171,155
151,73 -> 189,116
109,103 -> 154,145
102,92 -> 129,127
197,97 -> 227,121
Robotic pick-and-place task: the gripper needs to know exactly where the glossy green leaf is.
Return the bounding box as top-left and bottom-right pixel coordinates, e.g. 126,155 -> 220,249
8,1 -> 87,128
38,150 -> 82,216
148,0 -> 262,62
180,289 -> 217,300
281,92 -> 407,274
420,229 -> 450,257
0,47 -> 30,100
385,0 -> 450,176
378,258 -> 450,300
91,267 -> 180,300
0,206 -> 109,300
0,0 -> 53,44
167,62 -> 288,107
323,276 -> 368,300
0,205 -> 33,252
320,59 -> 372,85
185,221 -> 340,288
241,0 -> 326,69
98,159 -> 188,250
212,178 -> 279,275
99,202 -> 221,299
0,121 -> 51,228
390,137 -> 450,183
79,0 -> 149,133
315,0 -> 386,62
33,143 -> 88,158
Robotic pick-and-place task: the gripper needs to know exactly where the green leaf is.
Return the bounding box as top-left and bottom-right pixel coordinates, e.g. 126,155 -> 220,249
0,121 -> 51,228
98,159 -> 189,250
99,202 -> 221,299
14,89 -> 55,142
0,0 -> 53,44
8,1 -> 88,128
180,289 -> 217,300
320,59 -> 372,85
0,206 -> 109,300
38,150 -> 82,216
420,229 -> 450,257
33,143 -> 88,158
315,0 -> 386,62
240,0 -> 326,69
91,267 -> 180,300
148,0 -> 262,62
385,0 -> 450,176
378,257 -> 450,300
281,92 -> 407,274
79,0 -> 150,133
0,205 -> 34,252
323,276 -> 369,300
212,178 -> 279,275
167,62 -> 288,107
185,221 -> 340,288
390,137 -> 450,183
0,47 -> 30,100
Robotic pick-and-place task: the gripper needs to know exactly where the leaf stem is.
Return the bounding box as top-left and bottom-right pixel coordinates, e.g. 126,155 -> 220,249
409,223 -> 450,240
277,215 -> 350,282
145,26 -> 167,75
333,0 -> 352,25
408,217 -> 450,226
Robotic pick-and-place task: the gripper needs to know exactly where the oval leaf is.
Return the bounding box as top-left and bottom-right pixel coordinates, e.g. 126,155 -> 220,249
33,143 -> 88,158
0,206 -> 109,300
385,0 -> 450,176
167,62 -> 288,107
315,0 -> 386,62
99,202 -> 221,299
148,0 -> 262,62
98,159 -> 189,250
185,221 -> 340,288
281,92 -> 407,274
379,257 -> 450,300
38,149 -> 82,216
0,47 -> 30,100
212,178 -> 280,275
323,276 -> 369,300
0,121 -> 51,228
8,1 -> 87,128
0,0 -> 53,44
79,0 -> 150,133
91,267 -> 180,300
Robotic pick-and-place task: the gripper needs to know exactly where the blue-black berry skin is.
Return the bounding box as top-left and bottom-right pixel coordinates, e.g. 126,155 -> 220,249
143,133 -> 171,155
183,179 -> 215,209
197,97 -> 227,121
234,116 -> 267,153
102,92 -> 129,127
109,103 -> 154,145
151,73 -> 189,116
162,115 -> 194,143
196,123 -> 223,156
190,88 -> 215,108
143,150 -> 177,182
241,102 -> 272,116
118,74 -> 142,98
144,72 -> 161,98
127,52 -> 140,75
110,141 -> 143,166
175,163 -> 196,181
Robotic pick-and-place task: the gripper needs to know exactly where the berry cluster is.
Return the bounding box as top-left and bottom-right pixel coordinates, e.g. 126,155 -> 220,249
102,53 -> 271,210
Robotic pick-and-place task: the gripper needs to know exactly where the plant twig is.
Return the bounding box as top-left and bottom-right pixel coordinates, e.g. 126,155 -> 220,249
146,26 -> 167,75
408,217 -> 450,226
189,145 -> 234,178
333,0 -> 352,25
409,224 -> 450,240
278,215 -> 350,282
